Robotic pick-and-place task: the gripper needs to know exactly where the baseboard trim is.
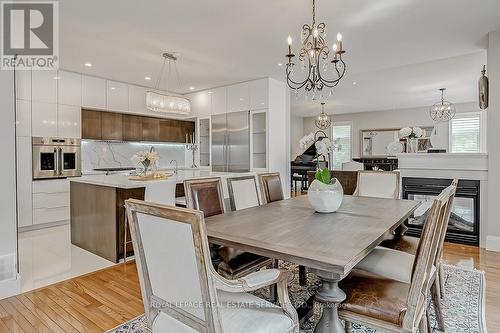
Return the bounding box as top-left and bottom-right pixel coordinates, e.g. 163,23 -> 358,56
0,273 -> 20,300
486,236 -> 500,252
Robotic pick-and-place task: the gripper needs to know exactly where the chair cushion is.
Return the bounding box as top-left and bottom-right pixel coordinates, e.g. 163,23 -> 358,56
380,235 -> 419,255
218,247 -> 273,278
355,246 -> 414,284
153,290 -> 295,333
340,270 -> 409,326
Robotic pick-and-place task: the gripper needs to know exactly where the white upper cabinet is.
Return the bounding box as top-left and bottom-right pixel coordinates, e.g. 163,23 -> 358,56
250,79 -> 268,110
32,102 -> 58,137
58,70 -> 82,106
32,70 -> 57,103
189,91 -> 212,117
128,85 -> 147,114
58,105 -> 81,138
227,82 -> 249,113
82,75 -> 106,109
106,80 -> 129,112
211,87 -> 226,115
15,69 -> 31,101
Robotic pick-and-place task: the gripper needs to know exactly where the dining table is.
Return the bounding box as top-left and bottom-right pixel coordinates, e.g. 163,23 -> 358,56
205,194 -> 420,333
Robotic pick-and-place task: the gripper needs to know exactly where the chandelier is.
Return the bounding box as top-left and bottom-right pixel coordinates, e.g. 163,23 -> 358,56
285,0 -> 347,98
146,52 -> 191,115
430,88 -> 456,122
315,102 -> 331,130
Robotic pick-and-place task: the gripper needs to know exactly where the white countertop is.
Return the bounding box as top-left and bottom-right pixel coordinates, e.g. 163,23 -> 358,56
70,170 -> 256,189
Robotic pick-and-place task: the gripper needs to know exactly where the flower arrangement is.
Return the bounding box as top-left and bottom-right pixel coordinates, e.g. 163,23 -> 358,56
399,127 -> 426,139
132,148 -> 159,175
315,168 -> 333,185
315,137 -> 333,161
299,133 -> 315,150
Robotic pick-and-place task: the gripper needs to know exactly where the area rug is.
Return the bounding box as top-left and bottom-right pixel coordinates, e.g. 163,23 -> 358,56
107,263 -> 486,333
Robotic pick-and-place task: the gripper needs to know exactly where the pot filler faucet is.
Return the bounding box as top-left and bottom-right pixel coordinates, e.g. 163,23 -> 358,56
170,159 -> 178,174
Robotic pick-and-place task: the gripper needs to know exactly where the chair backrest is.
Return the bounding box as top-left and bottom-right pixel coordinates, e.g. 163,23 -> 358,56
403,183 -> 456,331
227,175 -> 260,211
125,199 -> 222,332
184,178 -> 225,217
342,161 -> 364,171
434,179 -> 458,266
258,172 -> 284,204
144,181 -> 176,206
353,170 -> 400,199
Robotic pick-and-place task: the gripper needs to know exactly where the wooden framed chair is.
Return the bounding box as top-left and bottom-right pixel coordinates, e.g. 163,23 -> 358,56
125,199 -> 299,333
353,170 -> 400,199
184,177 -> 273,283
258,172 -> 284,204
340,183 -> 457,333
227,175 -> 261,211
342,161 -> 364,171
124,180 -> 176,263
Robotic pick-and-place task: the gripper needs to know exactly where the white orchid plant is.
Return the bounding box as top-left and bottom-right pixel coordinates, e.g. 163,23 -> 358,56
299,133 -> 315,150
132,148 -> 159,173
399,127 -> 426,139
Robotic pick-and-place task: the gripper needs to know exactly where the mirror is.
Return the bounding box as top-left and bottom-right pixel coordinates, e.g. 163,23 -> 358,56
361,129 -> 400,157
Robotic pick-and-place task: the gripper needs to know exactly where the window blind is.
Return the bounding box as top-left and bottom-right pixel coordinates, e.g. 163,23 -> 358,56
450,115 -> 481,153
332,124 -> 352,170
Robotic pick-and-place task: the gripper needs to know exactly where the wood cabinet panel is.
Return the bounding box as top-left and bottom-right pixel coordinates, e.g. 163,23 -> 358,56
122,115 -> 143,141
101,112 -> 123,140
81,110 -> 102,139
142,117 -> 160,142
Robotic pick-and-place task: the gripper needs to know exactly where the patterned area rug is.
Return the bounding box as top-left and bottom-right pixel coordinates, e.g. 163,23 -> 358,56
107,263 -> 486,333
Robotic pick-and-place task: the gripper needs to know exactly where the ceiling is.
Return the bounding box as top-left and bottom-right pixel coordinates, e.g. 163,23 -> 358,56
58,0 -> 500,115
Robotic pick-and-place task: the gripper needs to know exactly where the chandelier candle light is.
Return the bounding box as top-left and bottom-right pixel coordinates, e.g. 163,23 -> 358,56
430,88 -> 456,122
285,0 -> 347,99
315,102 -> 331,130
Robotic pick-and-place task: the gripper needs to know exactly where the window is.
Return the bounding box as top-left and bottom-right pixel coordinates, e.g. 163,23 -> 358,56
331,122 -> 352,170
449,112 -> 486,153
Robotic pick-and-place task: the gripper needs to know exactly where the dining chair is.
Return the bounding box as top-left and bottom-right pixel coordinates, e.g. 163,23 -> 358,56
353,170 -> 400,199
123,180 -> 176,263
258,172 -> 284,204
342,161 -> 364,171
227,175 -> 260,211
124,199 -> 299,333
184,178 -> 273,283
341,183 -> 456,333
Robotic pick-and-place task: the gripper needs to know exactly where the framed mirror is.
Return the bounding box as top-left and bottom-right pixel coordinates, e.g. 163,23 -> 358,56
361,128 -> 400,157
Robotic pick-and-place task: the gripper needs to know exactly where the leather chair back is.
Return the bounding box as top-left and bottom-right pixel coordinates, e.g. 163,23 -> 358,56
184,178 -> 224,217
124,199 -> 222,331
258,172 -> 284,204
354,170 -> 400,199
227,176 -> 260,211
144,181 -> 176,206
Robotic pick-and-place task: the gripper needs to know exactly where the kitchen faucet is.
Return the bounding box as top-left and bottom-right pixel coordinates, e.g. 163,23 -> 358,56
170,159 -> 178,174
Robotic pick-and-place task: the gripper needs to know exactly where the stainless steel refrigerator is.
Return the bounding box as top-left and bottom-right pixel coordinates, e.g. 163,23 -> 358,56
211,111 -> 250,172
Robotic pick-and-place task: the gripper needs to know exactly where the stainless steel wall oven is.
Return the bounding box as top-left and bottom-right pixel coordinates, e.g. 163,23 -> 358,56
32,137 -> 81,179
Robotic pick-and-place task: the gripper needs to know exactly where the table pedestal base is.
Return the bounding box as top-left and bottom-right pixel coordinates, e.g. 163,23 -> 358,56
311,269 -> 347,333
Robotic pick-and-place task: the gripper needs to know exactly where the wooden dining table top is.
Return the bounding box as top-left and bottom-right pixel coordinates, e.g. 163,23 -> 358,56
205,195 -> 420,276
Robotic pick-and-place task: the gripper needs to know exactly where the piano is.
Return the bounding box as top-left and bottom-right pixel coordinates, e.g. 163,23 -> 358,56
291,138 -> 328,191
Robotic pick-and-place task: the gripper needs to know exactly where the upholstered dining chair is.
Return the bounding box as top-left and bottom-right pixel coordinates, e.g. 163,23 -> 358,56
184,178 -> 273,282
342,161 -> 364,171
227,175 -> 260,211
124,199 -> 299,333
353,170 -> 401,199
341,183 -> 457,333
124,180 -> 176,263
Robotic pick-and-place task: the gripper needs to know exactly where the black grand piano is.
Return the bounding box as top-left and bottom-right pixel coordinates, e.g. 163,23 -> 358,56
291,138 -> 328,191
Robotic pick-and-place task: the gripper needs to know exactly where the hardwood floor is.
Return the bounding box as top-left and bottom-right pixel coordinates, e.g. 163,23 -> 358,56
0,243 -> 498,332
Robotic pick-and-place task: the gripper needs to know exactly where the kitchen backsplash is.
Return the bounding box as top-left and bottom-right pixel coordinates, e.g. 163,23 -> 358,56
81,140 -> 191,174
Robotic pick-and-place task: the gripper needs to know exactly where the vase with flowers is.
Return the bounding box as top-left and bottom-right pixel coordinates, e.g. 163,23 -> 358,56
132,147 -> 159,176
399,127 -> 425,153
308,168 -> 344,213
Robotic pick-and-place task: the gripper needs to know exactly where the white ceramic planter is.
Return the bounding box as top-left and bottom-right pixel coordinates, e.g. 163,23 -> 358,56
307,179 -> 344,213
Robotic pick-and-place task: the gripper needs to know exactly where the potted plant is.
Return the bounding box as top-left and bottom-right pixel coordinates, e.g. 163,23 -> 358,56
308,168 -> 344,213
132,147 -> 159,176
399,127 -> 425,153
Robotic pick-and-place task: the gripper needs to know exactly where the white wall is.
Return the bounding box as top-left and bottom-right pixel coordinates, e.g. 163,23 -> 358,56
0,70 -> 20,298
486,30 -> 500,251
290,115 -> 304,159
301,102 -> 478,158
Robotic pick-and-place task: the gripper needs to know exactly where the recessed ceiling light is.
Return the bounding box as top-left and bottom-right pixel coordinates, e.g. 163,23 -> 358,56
110,87 -> 116,90
353,81 -> 357,85
189,87 -> 195,90
145,76 -> 151,81
84,62 -> 92,67
278,63 -> 283,67
53,76 -> 60,80
207,91 -> 213,94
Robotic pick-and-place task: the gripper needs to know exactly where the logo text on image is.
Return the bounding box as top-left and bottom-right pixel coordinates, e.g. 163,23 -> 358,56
1,1 -> 59,70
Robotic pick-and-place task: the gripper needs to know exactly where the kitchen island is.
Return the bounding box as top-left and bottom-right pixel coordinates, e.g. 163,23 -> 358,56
70,170 -> 256,262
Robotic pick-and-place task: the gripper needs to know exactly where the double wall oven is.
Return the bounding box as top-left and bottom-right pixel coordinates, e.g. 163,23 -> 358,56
32,137 -> 82,179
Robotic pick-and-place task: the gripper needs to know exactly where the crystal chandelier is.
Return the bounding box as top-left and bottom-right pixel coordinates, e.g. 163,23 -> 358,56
430,88 -> 456,122
285,0 -> 347,99
146,52 -> 191,115
315,102 -> 331,130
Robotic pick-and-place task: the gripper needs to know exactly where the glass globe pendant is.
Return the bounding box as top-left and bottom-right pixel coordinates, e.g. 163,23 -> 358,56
315,102 -> 331,130
430,88 -> 456,122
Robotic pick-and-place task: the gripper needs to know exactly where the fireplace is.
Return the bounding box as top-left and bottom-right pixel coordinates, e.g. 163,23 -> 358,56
402,177 -> 480,245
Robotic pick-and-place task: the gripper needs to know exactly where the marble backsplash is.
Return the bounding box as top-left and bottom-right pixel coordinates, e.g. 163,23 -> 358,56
81,140 -> 192,174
